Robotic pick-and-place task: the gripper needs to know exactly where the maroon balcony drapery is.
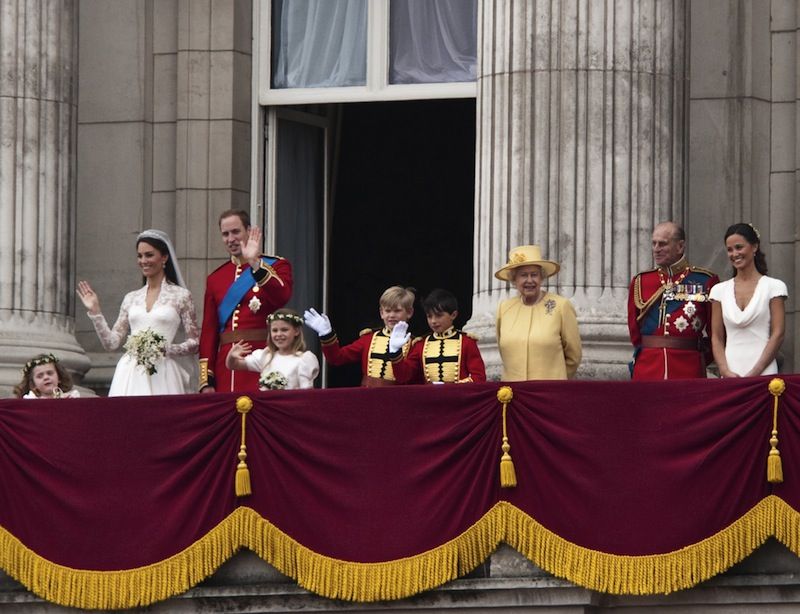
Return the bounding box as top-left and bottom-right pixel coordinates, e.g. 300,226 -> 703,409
0,376 -> 797,608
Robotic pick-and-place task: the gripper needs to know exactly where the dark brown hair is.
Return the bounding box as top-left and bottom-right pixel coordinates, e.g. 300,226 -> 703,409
725,223 -> 768,275
13,354 -> 74,398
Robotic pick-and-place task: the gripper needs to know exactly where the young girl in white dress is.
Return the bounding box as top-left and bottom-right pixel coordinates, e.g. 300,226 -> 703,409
226,308 -> 319,390
77,230 -> 200,396
14,354 -> 80,399
709,223 -> 788,377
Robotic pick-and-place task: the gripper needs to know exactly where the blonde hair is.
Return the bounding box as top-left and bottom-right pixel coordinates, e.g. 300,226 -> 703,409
13,354 -> 74,398
379,286 -> 415,312
262,308 -> 306,367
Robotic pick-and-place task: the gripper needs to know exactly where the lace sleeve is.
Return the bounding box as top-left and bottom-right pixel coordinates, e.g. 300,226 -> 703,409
88,293 -> 132,351
165,287 -> 200,357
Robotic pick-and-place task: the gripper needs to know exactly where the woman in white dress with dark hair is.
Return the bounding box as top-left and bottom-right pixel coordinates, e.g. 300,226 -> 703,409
709,223 -> 788,377
77,230 -> 200,395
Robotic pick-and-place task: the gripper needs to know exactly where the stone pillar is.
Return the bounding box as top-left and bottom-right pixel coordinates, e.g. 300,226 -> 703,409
0,0 -> 89,394
689,2 -> 797,374
175,0 -> 253,296
469,0 -> 687,379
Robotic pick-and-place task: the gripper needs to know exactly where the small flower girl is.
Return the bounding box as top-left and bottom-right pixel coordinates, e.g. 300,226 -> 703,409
226,308 -> 319,390
14,354 -> 80,399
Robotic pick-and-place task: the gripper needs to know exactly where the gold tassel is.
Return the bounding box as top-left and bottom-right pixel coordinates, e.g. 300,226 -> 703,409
497,386 -> 516,488
767,378 -> 786,484
235,396 -> 253,496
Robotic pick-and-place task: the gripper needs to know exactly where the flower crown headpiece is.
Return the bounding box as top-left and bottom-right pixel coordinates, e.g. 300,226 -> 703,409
268,312 -> 304,326
23,354 -> 58,377
747,222 -> 761,241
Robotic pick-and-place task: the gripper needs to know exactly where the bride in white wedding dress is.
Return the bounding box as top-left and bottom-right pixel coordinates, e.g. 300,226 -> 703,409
77,230 -> 200,396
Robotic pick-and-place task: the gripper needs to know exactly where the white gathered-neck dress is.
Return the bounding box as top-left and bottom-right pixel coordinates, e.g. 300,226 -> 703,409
708,275 -> 788,376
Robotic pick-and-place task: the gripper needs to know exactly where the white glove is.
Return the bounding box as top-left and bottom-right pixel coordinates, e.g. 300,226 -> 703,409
388,321 -> 411,353
303,308 -> 332,336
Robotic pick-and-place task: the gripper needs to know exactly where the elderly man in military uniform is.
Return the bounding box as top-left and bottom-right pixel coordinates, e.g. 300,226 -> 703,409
627,221 -> 719,380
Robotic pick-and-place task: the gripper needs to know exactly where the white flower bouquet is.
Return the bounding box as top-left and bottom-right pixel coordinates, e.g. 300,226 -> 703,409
124,328 -> 166,375
259,371 -> 288,391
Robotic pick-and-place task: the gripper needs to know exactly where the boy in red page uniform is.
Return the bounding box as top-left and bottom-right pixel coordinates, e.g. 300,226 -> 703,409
304,286 -> 416,387
390,288 -> 485,384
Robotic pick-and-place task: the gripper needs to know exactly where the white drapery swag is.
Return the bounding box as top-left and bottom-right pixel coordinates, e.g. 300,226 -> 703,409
272,0 -> 367,89
390,0 -> 477,84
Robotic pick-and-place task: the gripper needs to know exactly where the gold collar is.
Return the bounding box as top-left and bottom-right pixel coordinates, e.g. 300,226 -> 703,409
659,256 -> 689,277
431,326 -> 458,340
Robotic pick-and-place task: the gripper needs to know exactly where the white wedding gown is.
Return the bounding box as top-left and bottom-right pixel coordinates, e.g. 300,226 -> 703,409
88,283 -> 200,396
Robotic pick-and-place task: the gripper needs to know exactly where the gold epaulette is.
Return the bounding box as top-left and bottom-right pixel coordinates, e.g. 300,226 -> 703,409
255,255 -> 286,288
411,336 -> 424,346
465,332 -> 479,341
359,328 -> 375,337
690,265 -> 716,277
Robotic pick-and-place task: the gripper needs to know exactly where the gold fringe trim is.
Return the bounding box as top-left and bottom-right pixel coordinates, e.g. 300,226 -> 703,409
240,503 -> 505,602
0,505 -> 505,609
2,497 -> 800,608
502,498 -> 775,595
772,496 -> 800,555
0,509 -> 243,610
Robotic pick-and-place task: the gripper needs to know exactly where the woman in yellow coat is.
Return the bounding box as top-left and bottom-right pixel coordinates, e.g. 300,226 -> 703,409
495,245 -> 582,380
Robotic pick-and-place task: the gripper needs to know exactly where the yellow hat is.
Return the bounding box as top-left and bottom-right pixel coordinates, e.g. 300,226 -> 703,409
494,245 -> 560,281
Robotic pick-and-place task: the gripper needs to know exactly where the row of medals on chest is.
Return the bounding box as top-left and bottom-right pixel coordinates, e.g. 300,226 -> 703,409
663,282 -> 706,330
663,282 -> 707,303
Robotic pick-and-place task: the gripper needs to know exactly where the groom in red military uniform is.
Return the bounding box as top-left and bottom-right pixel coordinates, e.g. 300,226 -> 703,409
199,210 -> 292,392
627,221 -> 718,380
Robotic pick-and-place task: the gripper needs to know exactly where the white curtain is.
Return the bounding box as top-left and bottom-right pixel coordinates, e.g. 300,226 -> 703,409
272,0 -> 367,88
389,0 -> 477,84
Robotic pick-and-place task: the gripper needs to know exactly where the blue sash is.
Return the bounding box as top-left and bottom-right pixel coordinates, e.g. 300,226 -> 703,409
217,257 -> 278,332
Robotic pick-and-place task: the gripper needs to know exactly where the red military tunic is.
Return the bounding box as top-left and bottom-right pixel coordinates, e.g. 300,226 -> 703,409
392,327 -> 486,384
321,327 -> 412,387
627,256 -> 718,380
199,255 -> 292,392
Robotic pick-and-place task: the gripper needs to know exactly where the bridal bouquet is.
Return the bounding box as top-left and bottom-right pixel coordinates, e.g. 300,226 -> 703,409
259,371 -> 288,391
124,328 -> 166,375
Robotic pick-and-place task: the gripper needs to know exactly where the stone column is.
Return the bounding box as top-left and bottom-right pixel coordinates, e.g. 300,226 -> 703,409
175,0 -> 253,295
689,2 -> 797,374
469,0 -> 687,379
0,0 -> 89,394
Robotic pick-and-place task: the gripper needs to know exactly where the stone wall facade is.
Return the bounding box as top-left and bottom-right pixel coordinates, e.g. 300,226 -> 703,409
74,0 -> 252,390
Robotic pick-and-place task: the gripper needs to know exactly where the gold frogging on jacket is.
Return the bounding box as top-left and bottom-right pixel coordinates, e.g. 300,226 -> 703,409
423,329 -> 462,383
366,329 -> 411,380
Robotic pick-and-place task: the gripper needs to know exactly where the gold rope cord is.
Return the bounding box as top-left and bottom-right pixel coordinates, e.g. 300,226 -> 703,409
767,378 -> 786,483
